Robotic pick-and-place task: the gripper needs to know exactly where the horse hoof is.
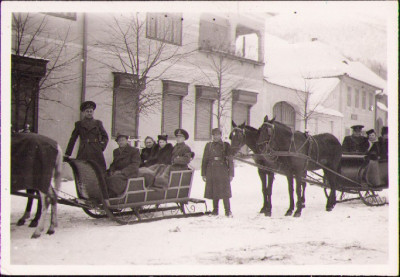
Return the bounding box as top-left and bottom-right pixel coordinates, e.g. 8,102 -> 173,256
31,233 -> 41,239
302,203 -> 306,208
293,211 -> 301,217
47,230 -> 55,235
264,211 -> 272,217
17,220 -> 25,226
285,211 -> 293,216
326,206 -> 333,212
259,208 -> 267,214
29,221 -> 38,228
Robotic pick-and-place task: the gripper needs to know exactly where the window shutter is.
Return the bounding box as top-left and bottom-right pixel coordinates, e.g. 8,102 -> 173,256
163,94 -> 181,138
195,98 -> 212,140
113,87 -> 138,137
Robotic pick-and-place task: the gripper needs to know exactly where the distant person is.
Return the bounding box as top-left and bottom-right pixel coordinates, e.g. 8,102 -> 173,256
140,136 -> 159,167
106,134 -> 141,197
378,126 -> 388,160
342,125 -> 369,154
201,128 -> 234,217
65,101 -> 109,171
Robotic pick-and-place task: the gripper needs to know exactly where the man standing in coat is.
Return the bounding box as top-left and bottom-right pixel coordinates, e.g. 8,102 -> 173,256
106,134 -> 141,197
65,101 -> 109,171
342,125 -> 369,154
202,128 -> 234,217
378,126 -> 388,160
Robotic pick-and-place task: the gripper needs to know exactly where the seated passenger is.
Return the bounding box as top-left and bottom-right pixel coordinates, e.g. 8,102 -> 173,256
342,125 -> 369,154
151,129 -> 193,189
366,129 -> 379,160
106,134 -> 141,197
140,136 -> 159,167
155,134 -> 173,165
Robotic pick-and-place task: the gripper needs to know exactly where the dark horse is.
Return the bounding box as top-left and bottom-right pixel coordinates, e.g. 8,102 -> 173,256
257,117 -> 342,216
229,121 -> 306,217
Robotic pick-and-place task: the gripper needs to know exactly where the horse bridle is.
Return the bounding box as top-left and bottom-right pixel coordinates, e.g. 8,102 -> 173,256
257,122 -> 276,155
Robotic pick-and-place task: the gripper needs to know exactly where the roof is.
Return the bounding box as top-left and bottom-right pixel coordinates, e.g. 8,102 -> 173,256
264,34 -> 386,90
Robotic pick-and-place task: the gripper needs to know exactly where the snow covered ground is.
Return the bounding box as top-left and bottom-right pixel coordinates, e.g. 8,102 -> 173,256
5,162 -> 396,275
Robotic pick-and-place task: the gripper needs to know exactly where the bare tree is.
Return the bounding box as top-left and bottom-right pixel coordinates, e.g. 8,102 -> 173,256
12,13 -> 80,132
89,13 -> 196,135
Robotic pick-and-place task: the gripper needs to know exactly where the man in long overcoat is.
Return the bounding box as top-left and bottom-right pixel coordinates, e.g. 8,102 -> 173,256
342,125 -> 369,154
202,128 -> 234,217
65,101 -> 109,171
106,134 -> 141,197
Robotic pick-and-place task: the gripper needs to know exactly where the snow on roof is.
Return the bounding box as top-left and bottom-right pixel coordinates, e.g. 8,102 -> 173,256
265,76 -> 340,107
313,105 -> 344,117
264,34 -> 386,90
376,101 -> 388,112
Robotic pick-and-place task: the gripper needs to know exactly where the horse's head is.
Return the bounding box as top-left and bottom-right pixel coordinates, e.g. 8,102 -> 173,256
229,120 -> 246,155
257,116 -> 276,154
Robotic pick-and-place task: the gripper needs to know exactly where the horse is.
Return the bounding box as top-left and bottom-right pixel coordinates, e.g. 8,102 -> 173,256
16,189 -> 42,227
11,132 -> 63,238
257,116 -> 342,216
229,120 -> 306,217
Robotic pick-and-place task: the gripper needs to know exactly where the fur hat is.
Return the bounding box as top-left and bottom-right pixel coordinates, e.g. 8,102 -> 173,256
80,101 -> 96,112
211,128 -> 222,135
158,134 -> 168,142
115,133 -> 129,142
366,129 -> 375,135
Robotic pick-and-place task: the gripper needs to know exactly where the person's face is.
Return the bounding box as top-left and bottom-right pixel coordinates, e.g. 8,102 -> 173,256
352,130 -> 361,137
368,133 -> 377,141
212,133 -> 222,142
176,135 -> 185,143
145,139 -> 154,148
117,137 -> 128,148
159,140 -> 167,148
83,108 -> 94,119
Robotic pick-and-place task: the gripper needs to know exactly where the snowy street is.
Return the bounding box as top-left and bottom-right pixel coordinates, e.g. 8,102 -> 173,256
7,162 -> 391,274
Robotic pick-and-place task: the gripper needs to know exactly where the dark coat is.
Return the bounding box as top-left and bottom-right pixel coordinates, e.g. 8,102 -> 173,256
378,137 -> 388,160
11,133 -> 59,194
366,141 -> 380,161
140,144 -> 159,167
65,118 -> 108,171
202,141 -> 234,200
342,135 -> 369,154
106,145 -> 141,197
155,143 -> 173,165
152,142 -> 193,189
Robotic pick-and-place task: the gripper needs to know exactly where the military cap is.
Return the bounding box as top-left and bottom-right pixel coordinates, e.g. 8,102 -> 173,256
174,128 -> 189,140
211,128 -> 222,135
158,134 -> 168,141
381,126 -> 388,135
366,129 -> 375,135
351,125 -> 364,131
80,101 -> 96,112
115,133 -> 129,142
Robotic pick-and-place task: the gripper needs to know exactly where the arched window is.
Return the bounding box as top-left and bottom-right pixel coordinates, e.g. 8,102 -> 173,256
273,101 -> 296,130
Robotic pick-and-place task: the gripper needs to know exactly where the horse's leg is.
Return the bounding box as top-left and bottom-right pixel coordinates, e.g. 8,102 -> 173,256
29,191 -> 42,228
325,170 -> 337,212
17,189 -> 35,226
301,173 -> 307,208
294,173 -> 304,217
264,172 -> 274,217
47,145 -> 62,235
285,173 -> 294,216
258,169 -> 268,214
31,192 -> 49,239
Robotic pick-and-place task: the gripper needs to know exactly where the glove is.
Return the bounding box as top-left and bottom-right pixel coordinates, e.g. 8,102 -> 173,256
202,176 -> 207,182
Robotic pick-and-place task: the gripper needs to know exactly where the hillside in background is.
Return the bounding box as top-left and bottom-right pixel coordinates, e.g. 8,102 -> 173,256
264,7 -> 388,80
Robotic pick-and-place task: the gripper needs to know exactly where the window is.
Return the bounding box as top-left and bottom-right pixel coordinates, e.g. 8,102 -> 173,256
112,73 -> 143,138
199,14 -> 230,52
11,55 -> 48,132
369,92 -> 374,110
146,13 -> 182,45
362,90 -> 366,109
195,86 -> 218,140
235,24 -> 260,61
347,86 -> 352,107
355,89 -> 359,108
273,101 -> 296,131
162,80 -> 189,138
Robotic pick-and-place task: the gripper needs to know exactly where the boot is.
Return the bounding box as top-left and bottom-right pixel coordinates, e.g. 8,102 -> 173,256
223,198 -> 232,217
211,199 -> 219,215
